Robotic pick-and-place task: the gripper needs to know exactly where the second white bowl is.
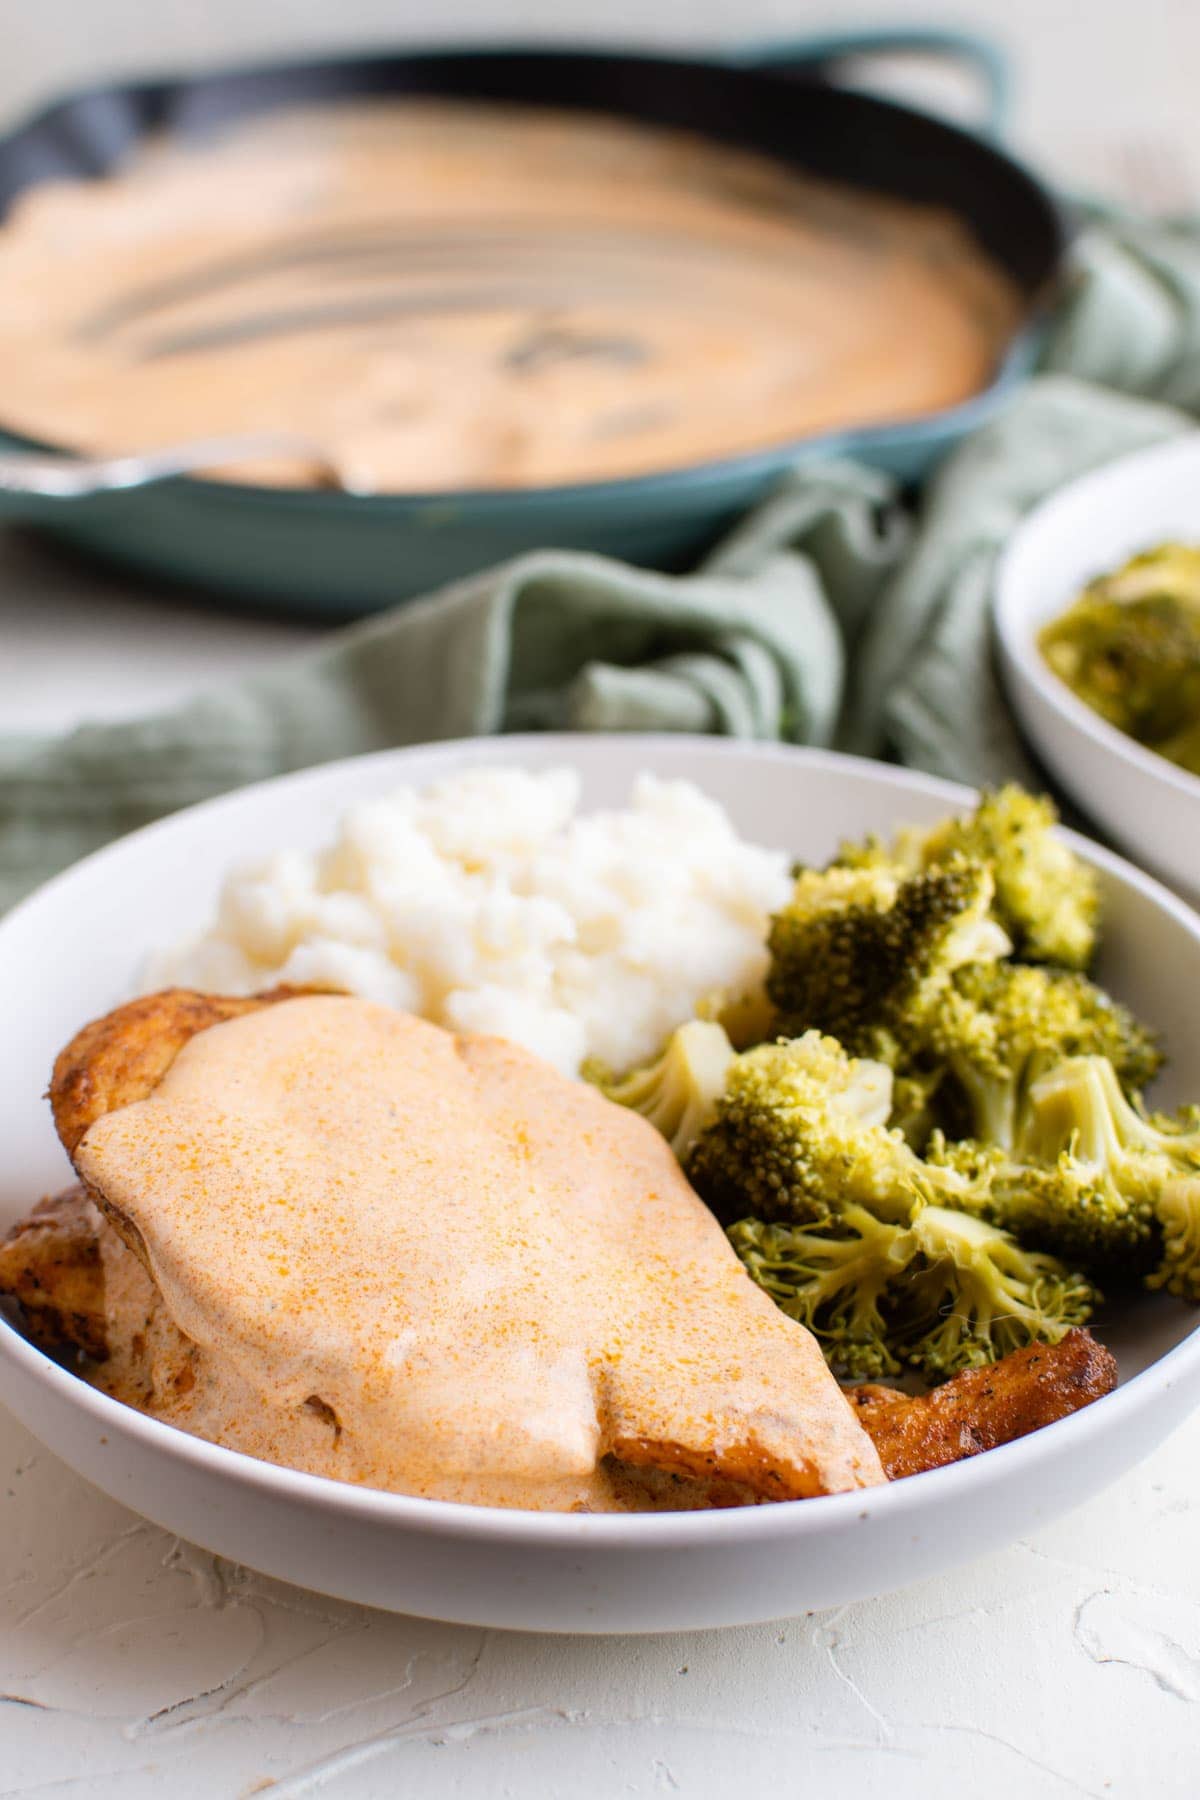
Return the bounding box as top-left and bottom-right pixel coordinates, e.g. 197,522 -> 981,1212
994,434 -> 1200,895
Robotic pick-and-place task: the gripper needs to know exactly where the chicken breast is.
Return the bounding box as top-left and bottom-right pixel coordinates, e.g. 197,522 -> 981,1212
0,1187 -> 1118,1490
47,989 -> 885,1510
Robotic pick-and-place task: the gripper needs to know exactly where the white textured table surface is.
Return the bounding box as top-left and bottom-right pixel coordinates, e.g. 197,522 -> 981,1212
3,4 -> 1200,1793
2,1406 -> 1197,1798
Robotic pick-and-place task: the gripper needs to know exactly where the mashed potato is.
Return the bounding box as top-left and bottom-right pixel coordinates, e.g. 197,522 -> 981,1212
147,767 -> 792,1076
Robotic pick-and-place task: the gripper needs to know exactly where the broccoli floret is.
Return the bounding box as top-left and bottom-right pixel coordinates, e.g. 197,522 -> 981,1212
1155,1177 -> 1200,1302
918,787 -> 1099,970
728,1201 -> 1096,1382
920,960 -> 1161,1149
685,1032 -> 927,1226
728,1208 -> 915,1378
964,963 -> 1159,1088
765,857 -> 1010,1055
1016,1055 -> 1200,1301
585,1019 -> 735,1158
606,1026 -> 979,1228
1039,544 -> 1200,774
827,833 -> 908,877
835,787 -> 1100,970
694,984 -> 778,1052
894,1205 -> 1096,1378
888,1064 -> 954,1151
927,1132 -> 1160,1278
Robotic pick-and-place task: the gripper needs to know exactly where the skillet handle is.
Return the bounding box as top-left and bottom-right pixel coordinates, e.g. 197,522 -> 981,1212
731,28 -> 1010,139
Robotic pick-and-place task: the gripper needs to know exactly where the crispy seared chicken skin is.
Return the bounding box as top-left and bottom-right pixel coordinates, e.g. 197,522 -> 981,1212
847,1331 -> 1118,1479
36,988 -> 889,1508
2,1187 -> 1118,1484
49,987 -> 305,1159
0,1184 -> 197,1414
0,1185 -> 112,1361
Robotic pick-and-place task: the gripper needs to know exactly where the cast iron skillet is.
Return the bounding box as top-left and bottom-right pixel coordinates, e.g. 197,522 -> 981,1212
0,31 -> 1065,617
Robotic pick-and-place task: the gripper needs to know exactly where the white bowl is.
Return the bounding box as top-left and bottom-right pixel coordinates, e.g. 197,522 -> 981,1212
1,735 -> 1198,1634
995,434 -> 1200,896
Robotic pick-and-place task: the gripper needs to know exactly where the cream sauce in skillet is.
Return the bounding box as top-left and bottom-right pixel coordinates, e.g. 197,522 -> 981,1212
0,99 -> 1022,491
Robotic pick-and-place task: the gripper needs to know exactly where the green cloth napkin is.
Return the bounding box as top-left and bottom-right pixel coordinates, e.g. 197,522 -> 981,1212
4,208 -> 1200,911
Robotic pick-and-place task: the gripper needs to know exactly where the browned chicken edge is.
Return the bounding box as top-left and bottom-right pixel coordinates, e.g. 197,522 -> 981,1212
847,1330 -> 1118,1480
49,985 -> 308,1157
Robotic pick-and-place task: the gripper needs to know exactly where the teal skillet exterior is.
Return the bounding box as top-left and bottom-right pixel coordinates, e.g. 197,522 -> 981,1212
0,35 -> 1063,619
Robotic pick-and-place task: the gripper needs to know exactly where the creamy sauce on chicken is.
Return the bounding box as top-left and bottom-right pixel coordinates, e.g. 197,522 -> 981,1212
0,99 -> 1022,491
73,996 -> 882,1509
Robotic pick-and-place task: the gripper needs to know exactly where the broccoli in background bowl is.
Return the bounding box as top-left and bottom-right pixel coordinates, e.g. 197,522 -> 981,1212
1039,542 -> 1200,777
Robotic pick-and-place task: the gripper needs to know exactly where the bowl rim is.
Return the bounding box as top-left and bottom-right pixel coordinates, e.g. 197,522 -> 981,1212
2,732 -> 1198,1547
994,433 -> 1200,804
